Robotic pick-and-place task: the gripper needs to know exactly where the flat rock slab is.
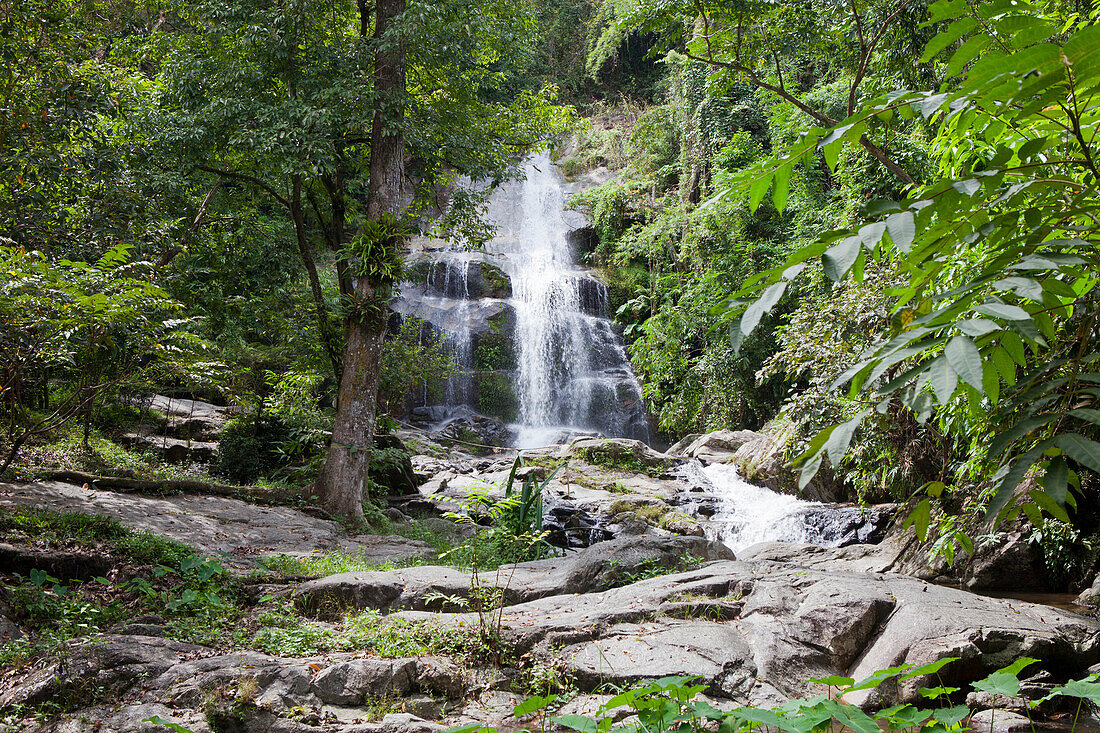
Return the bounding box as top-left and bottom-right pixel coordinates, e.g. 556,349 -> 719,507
0,481 -> 436,569
390,556 -> 1100,708
295,536 -> 736,614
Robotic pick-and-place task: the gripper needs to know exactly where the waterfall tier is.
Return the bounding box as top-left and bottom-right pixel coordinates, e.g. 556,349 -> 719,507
393,154 -> 650,449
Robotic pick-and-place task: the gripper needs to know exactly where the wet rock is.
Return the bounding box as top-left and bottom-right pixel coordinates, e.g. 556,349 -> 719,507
435,414 -> 513,453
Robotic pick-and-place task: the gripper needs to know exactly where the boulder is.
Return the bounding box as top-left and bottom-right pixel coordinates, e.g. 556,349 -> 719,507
397,555 -> 1100,708
732,429 -> 846,502
665,434 -> 703,457
678,430 -> 762,464
1077,573 -> 1100,607
0,480 -> 438,571
120,433 -> 218,464
569,437 -> 671,472
561,536 -> 736,593
969,709 -> 1033,732
0,635 -> 208,710
294,536 -> 736,615
962,529 -> 1047,592
312,658 -> 417,705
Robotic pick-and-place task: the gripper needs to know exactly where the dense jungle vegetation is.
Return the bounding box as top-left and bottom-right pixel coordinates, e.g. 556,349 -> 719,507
3,0 -> 1100,567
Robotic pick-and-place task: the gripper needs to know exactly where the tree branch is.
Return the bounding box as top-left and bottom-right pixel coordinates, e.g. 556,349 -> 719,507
194,165 -> 291,209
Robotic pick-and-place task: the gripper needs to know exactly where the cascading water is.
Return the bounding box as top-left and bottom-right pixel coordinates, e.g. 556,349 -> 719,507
685,462 -> 887,553
485,155 -> 648,448
393,153 -> 650,448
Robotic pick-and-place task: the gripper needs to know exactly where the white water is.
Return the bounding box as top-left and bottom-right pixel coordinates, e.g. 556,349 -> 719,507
698,463 -> 879,553
482,154 -> 648,448
396,153 -> 650,448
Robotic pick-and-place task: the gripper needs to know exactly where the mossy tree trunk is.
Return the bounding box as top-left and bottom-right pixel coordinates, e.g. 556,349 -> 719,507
317,0 -> 407,524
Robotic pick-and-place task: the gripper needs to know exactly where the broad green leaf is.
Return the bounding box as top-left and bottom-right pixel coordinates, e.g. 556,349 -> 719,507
741,281 -> 787,335
514,695 -> 556,716
928,356 -> 958,403
906,499 -> 932,540
901,657 -> 961,680
886,211 -> 916,251
945,335 -> 983,390
1049,675 -> 1100,704
823,236 -> 862,281
974,303 -> 1030,320
824,412 -> 867,466
1054,434 -> 1100,473
553,714 -> 599,733
1030,488 -> 1070,522
1041,457 -> 1069,505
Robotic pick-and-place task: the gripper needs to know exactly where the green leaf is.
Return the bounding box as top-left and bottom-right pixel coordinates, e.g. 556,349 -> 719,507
748,171 -> 773,212
553,715 -> 599,733
921,17 -> 978,61
928,356 -> 958,403
1041,457 -> 1069,505
773,161 -> 792,212
1030,488 -> 1070,522
1049,675 -> 1100,704
905,499 -> 932,540
901,657 -> 960,680
974,303 -> 1030,320
741,281 -> 787,335
945,335 -> 984,390
514,695 -> 556,716
143,718 -> 199,733
823,236 -> 862,281
886,211 -> 916,251
1054,434 -> 1100,473
933,705 -> 970,727
824,412 -> 866,466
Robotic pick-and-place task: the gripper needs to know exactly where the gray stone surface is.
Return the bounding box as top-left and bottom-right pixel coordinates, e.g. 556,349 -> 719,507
312,658 -> 417,705
295,536 -> 736,614
962,530 -> 1047,592
0,481 -> 436,569
672,430 -> 762,464
388,555 -> 1100,708
1078,573 -> 1100,607
970,709 -> 1033,732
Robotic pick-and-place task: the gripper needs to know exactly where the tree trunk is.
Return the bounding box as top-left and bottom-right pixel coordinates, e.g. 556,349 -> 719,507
318,0 -> 406,524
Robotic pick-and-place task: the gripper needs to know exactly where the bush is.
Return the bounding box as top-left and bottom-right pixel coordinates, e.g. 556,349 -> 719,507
211,415 -> 291,485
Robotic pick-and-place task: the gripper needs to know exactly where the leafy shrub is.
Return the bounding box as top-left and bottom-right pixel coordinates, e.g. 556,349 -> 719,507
212,415 -> 291,484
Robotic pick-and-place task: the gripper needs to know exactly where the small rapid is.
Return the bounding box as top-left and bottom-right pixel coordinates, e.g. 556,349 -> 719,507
686,462 -> 888,553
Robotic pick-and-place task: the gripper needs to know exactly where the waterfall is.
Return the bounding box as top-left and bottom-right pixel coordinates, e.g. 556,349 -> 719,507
394,152 -> 649,448
484,154 -> 649,448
